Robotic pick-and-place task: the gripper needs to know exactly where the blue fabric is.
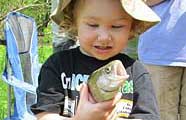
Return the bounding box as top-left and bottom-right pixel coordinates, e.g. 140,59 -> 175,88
138,0 -> 186,67
2,12 -> 39,120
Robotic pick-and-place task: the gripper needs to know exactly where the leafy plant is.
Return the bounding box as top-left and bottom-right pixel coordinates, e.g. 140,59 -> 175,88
0,0 -> 51,41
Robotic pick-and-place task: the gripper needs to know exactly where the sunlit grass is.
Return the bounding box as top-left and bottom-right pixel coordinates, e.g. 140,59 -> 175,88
0,45 -> 8,119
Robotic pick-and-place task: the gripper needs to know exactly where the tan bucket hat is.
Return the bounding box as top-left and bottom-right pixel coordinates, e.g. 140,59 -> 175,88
50,0 -> 161,39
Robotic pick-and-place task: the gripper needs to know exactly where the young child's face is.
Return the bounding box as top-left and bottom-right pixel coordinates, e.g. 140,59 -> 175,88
75,0 -> 133,60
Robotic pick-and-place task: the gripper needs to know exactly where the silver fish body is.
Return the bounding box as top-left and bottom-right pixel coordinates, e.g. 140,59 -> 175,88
87,60 -> 129,102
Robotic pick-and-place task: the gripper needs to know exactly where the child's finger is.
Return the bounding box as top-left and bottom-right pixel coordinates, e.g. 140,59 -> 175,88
88,93 -> 96,103
112,92 -> 122,105
95,92 -> 122,112
96,99 -> 115,111
79,83 -> 89,102
79,83 -> 84,92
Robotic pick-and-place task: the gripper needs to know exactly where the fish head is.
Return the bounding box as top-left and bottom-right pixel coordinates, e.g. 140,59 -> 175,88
96,60 -> 129,92
87,60 -> 129,102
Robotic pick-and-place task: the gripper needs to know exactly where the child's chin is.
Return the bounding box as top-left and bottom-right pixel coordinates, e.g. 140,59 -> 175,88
95,56 -> 112,61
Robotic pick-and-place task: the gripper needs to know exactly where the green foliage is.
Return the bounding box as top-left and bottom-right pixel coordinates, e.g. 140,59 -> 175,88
0,0 -> 52,41
40,24 -> 53,45
0,45 -> 8,119
126,38 -> 138,59
38,45 -> 53,63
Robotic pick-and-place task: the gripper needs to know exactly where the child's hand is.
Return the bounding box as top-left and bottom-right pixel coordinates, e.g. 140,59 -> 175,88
73,83 -> 121,120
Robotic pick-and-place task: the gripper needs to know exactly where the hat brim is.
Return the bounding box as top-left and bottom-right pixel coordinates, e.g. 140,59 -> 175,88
121,0 -> 160,22
50,0 -> 161,38
50,0 -> 71,25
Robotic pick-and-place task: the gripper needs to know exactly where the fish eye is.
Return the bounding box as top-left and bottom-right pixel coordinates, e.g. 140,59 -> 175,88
104,67 -> 112,74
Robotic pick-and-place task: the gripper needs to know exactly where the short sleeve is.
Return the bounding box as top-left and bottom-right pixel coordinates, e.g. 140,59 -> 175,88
129,61 -> 160,120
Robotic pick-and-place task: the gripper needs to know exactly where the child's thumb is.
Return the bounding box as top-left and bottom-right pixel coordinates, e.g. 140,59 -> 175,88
79,83 -> 89,102
112,92 -> 122,105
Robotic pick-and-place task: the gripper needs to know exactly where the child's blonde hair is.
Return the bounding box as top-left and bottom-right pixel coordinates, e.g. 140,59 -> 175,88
57,0 -> 87,37
51,0 -> 160,39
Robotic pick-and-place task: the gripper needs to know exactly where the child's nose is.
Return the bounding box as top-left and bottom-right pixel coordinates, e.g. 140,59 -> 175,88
97,28 -> 112,41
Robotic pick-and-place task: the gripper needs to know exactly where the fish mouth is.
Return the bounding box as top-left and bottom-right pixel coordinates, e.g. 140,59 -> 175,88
97,60 -> 129,92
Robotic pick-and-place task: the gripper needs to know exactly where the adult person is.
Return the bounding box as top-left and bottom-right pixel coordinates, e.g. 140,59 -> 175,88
138,0 -> 186,120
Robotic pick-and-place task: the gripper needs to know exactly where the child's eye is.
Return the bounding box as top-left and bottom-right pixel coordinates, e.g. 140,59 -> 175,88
87,23 -> 99,28
112,25 -> 124,29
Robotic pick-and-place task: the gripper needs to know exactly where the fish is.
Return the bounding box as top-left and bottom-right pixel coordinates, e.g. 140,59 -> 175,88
87,60 -> 129,102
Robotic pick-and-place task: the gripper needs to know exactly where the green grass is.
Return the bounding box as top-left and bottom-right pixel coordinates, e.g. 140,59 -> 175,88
0,45 -> 8,119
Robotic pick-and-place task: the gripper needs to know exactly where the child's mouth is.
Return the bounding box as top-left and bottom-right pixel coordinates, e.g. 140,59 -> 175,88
94,46 -> 112,50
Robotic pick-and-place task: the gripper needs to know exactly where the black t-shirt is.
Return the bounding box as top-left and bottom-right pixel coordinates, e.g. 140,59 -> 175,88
31,47 -> 160,120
